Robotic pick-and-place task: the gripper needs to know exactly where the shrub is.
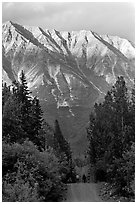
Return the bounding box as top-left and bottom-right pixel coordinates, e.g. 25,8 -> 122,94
3,161 -> 41,202
2,140 -> 65,201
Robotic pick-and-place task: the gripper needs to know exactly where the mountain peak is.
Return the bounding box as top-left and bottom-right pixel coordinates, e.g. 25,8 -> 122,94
3,20 -> 15,27
2,21 -> 135,155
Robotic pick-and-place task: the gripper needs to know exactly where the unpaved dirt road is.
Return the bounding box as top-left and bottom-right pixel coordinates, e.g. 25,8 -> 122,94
66,183 -> 102,202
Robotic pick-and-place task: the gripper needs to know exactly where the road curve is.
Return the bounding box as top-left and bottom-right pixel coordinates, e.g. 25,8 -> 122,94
65,183 -> 102,202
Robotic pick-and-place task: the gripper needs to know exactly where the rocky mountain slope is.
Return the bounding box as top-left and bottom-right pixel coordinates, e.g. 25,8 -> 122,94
2,21 -> 135,155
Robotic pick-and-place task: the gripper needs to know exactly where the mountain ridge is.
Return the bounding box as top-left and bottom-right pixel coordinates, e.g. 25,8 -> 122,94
2,21 -> 135,155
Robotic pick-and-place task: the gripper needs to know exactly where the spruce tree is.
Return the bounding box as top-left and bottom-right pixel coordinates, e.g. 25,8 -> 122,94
31,97 -> 43,135
53,120 -> 75,182
15,71 -> 32,138
30,97 -> 45,150
54,120 -> 71,162
17,70 -> 31,103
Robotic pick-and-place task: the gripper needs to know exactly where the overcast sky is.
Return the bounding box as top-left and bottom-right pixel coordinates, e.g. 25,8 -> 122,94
2,2 -> 135,42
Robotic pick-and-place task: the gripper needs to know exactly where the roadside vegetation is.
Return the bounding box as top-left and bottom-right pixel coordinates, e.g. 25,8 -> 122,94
2,71 -> 76,202
87,76 -> 135,201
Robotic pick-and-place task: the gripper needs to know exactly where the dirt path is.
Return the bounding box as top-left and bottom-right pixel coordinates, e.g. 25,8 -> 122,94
65,183 -> 102,202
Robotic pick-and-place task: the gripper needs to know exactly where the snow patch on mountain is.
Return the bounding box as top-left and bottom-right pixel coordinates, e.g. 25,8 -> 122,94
2,21 -> 135,155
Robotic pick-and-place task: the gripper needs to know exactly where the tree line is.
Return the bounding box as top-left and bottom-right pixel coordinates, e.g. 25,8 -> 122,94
87,76 -> 135,199
2,71 -> 76,201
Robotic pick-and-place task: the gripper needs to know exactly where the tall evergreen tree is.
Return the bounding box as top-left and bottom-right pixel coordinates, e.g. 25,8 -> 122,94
53,120 -> 71,161
30,97 -> 45,149
53,120 -> 76,183
17,70 -> 31,103
15,71 -> 32,138
31,97 -> 43,135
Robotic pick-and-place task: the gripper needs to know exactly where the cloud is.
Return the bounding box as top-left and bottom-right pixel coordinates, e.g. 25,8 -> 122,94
2,2 -> 135,42
2,2 -> 76,21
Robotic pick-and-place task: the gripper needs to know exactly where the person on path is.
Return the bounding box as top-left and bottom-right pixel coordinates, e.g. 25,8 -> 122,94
82,174 -> 86,183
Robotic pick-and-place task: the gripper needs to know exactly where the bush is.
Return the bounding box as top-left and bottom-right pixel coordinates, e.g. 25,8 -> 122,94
3,162 -> 41,202
2,140 -> 66,201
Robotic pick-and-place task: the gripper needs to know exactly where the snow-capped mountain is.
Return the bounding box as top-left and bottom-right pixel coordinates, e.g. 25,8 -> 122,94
2,21 -> 135,155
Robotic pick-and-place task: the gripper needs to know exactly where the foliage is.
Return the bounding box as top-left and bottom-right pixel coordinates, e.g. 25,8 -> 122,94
2,140 -> 65,201
3,161 -> 41,202
2,71 -> 45,150
87,76 -> 135,197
